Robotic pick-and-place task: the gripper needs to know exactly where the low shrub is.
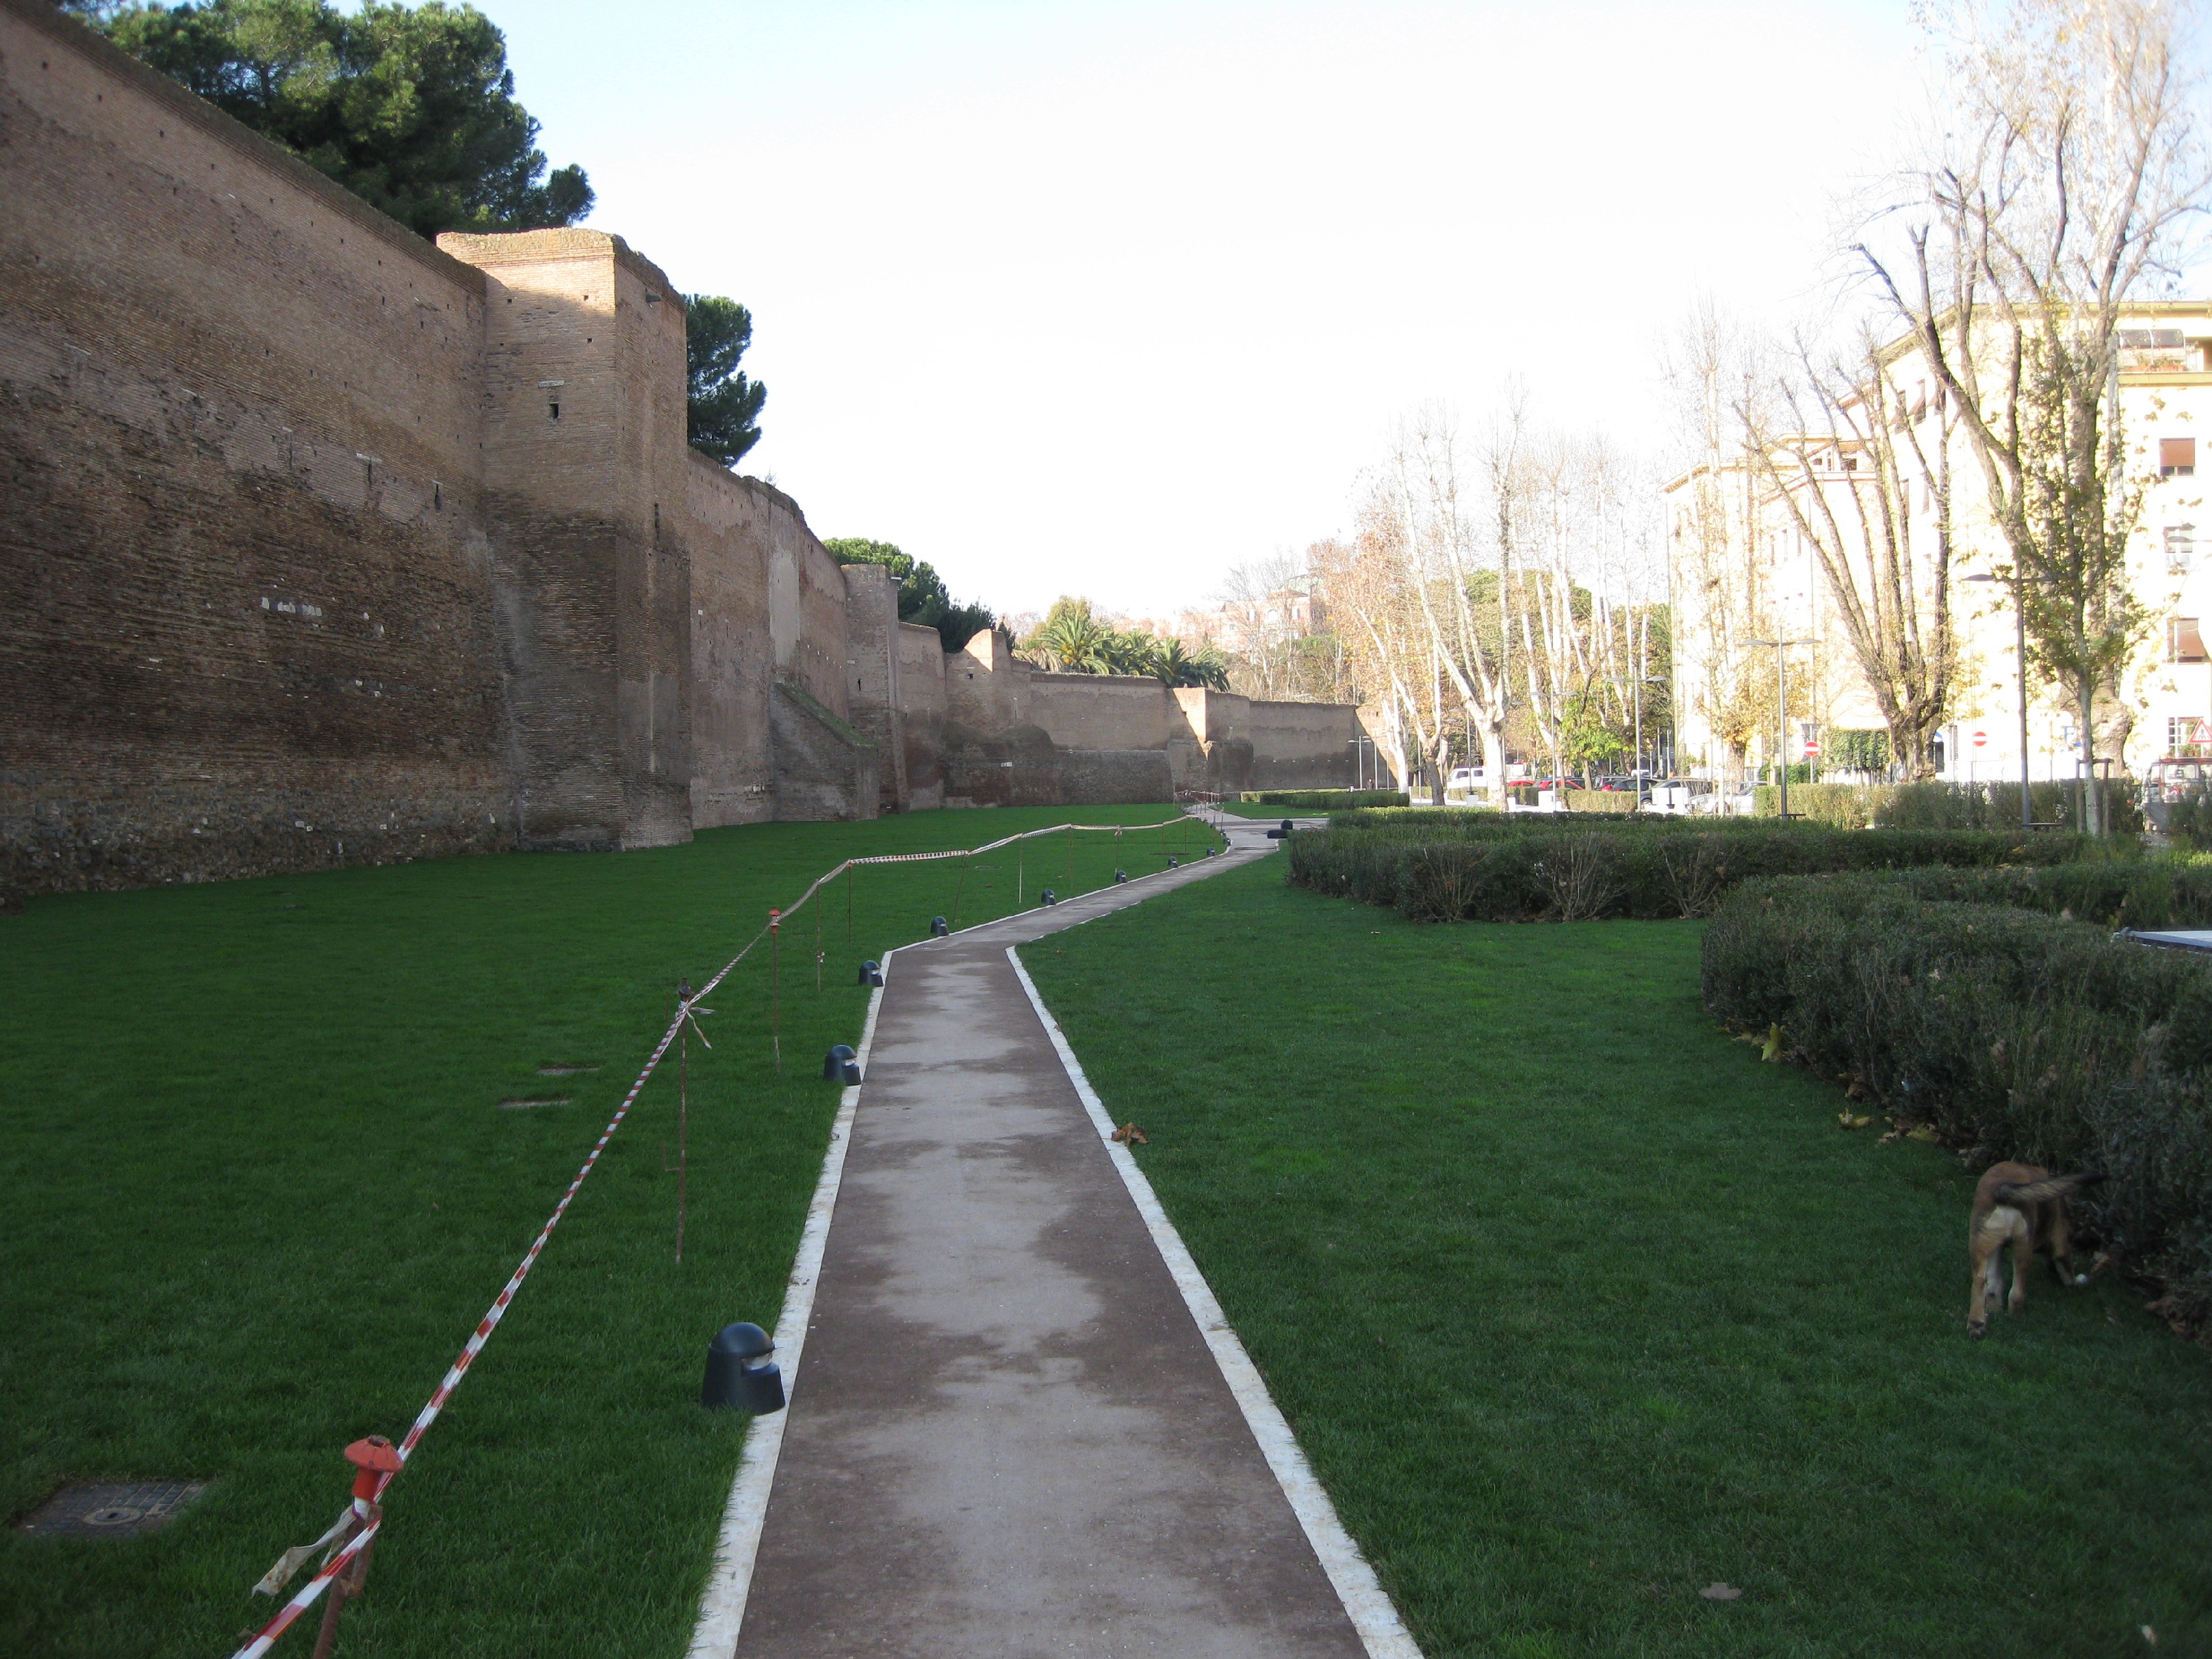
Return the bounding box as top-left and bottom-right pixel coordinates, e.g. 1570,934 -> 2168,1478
1754,779 -> 2145,835
1286,823 -> 2102,921
1703,875 -> 2212,1334
1562,788 -> 1638,814
1868,860 -> 2212,930
1239,788 -> 1408,808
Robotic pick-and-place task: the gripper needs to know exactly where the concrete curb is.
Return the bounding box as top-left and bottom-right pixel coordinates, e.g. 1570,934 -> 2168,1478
1007,949 -> 1424,1659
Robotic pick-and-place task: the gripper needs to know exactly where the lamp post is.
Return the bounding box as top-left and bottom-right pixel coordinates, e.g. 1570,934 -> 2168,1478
1747,638 -> 1815,818
1962,569 -> 2033,834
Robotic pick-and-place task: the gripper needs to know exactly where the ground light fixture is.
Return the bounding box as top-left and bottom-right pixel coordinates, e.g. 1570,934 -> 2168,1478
701,1323 -> 784,1414
823,1045 -> 861,1084
1166,854 -> 1179,868
930,916 -> 949,937
1114,870 -> 1128,883
1041,889 -> 1057,906
859,960 -> 883,987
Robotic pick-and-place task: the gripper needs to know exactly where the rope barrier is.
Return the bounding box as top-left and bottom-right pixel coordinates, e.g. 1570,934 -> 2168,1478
228,807 -> 1212,1656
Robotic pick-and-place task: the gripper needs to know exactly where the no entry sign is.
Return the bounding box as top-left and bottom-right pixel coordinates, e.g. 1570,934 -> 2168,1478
1971,730 -> 1988,748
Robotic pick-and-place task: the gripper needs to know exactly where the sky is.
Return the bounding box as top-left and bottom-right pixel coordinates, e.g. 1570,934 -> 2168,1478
475,0 -> 1934,621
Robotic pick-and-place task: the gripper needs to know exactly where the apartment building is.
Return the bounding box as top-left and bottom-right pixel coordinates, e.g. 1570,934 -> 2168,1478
1665,303 -> 2211,789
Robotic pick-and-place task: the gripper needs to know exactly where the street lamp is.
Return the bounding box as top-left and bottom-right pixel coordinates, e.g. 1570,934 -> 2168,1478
1962,570 -> 2033,834
1747,638 -> 1816,818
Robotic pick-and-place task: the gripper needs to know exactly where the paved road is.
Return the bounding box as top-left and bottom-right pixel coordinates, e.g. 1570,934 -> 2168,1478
729,825 -> 1374,1657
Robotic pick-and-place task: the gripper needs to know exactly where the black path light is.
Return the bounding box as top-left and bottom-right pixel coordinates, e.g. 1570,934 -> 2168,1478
1114,870 -> 1128,884
858,959 -> 883,987
930,916 -> 949,937
823,1044 -> 861,1084
1166,854 -> 1179,868
701,1323 -> 785,1414
1041,888 -> 1057,906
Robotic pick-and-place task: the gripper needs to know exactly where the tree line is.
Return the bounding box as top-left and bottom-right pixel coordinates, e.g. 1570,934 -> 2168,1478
1308,402 -> 1670,800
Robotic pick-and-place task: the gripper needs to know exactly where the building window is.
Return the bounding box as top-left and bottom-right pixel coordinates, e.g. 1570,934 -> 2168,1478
2170,715 -> 2212,758
2169,616 -> 2208,662
2169,524 -> 2196,573
2162,437 -> 2196,477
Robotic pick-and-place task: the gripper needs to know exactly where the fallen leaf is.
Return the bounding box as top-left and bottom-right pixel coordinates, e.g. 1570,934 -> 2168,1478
1906,1124 -> 1940,1143
1760,1023 -> 1784,1062
1701,1583 -> 1743,1602
1111,1122 -> 1149,1145
1838,1111 -> 1872,1130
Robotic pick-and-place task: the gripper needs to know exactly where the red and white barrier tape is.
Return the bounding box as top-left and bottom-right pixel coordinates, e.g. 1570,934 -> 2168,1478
231,1521 -> 379,1659
228,809 -> 1209,1655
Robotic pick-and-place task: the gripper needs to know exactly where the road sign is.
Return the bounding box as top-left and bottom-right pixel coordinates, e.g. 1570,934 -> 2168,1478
1803,738 -> 1820,757
2192,718 -> 2212,746
1971,730 -> 1988,748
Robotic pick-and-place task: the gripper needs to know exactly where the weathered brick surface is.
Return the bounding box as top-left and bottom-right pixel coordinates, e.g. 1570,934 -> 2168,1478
1,0 -> 510,891
444,228 -> 693,850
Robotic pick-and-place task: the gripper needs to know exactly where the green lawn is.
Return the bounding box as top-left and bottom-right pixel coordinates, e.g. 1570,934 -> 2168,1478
0,805 -> 1216,1659
1021,859 -> 2212,1659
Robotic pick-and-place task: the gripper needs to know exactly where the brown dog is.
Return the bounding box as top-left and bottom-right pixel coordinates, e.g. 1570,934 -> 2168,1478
1967,1161 -> 2104,1337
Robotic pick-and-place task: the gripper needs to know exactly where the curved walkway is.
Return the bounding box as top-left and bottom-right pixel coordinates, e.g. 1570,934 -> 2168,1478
693,816 -> 1413,1657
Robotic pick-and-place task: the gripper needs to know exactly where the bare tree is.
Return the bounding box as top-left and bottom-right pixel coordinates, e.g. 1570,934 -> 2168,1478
1740,329 -> 1962,777
1856,0 -> 2207,830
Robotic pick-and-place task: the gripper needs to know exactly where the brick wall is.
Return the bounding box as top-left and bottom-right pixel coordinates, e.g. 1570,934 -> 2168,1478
1,0 -> 511,889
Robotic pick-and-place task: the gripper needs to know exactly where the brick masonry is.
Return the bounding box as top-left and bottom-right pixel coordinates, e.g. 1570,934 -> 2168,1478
0,0 -> 1363,897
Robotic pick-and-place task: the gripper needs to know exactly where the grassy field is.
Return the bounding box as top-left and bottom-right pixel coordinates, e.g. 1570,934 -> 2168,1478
1022,859 -> 2212,1659
0,805 -> 1217,1659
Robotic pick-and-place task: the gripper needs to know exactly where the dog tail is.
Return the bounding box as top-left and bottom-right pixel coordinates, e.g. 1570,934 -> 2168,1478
1992,1171 -> 2106,1206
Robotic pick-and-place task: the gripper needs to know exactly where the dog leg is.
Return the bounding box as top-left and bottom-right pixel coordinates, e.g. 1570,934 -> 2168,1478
1969,1221 -> 2004,1337
2007,1218 -> 2033,1315
2046,1207 -> 2087,1287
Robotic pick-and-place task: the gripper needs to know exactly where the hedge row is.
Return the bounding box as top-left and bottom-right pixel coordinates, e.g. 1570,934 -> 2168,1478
1750,778 -> 2145,835
1285,824 -> 2100,922
1867,859 -> 2212,929
1333,807 -> 1813,833
1703,875 -> 2212,1334
1239,788 -> 1409,807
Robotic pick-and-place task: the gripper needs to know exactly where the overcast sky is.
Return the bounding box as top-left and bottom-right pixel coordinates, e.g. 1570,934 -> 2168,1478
475,0 -> 1930,620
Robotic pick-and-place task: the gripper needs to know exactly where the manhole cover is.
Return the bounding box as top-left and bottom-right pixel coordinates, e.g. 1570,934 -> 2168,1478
17,1480 -> 208,1538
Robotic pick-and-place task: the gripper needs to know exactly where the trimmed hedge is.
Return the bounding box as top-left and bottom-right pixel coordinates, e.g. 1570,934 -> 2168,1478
1754,778 -> 2145,835
1703,874 -> 2212,1334
1239,788 -> 1408,808
1286,823 -> 2102,923
1868,859 -> 2212,930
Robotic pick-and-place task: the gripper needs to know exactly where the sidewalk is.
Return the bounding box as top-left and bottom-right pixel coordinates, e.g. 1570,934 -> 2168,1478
719,830 -> 1387,1657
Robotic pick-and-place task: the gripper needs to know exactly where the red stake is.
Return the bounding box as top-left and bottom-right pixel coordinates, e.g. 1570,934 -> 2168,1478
676,979 -> 691,1263
312,1437 -> 401,1659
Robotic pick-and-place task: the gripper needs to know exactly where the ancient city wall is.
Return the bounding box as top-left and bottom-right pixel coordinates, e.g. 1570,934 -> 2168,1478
443,227 -> 694,851
1245,699 -> 1363,787
1,0 -> 512,889
1027,672 -> 1173,751
0,0 -> 1363,894
894,621 -> 947,809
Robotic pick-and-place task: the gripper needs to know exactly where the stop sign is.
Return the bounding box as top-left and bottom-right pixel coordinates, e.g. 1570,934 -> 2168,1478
1972,730 -> 1988,748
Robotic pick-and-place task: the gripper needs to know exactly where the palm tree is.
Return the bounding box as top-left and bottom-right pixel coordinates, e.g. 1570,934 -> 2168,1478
1024,606 -> 1114,674
1149,638 -> 1231,689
